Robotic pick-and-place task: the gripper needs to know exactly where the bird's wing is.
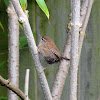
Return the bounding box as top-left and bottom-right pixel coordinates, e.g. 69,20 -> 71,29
50,49 -> 60,59
44,46 -> 60,59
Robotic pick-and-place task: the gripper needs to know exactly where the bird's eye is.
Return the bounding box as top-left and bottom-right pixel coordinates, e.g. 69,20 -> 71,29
41,38 -> 46,42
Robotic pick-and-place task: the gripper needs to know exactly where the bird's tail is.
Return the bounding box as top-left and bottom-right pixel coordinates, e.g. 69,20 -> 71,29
61,56 -> 70,61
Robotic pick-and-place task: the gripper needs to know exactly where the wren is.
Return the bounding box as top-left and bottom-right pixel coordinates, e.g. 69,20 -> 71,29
38,36 -> 70,64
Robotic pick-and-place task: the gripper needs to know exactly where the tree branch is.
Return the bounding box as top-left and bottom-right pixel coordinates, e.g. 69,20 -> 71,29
79,0 -> 94,56
78,0 -> 94,99
10,0 -> 52,100
0,75 -> 25,100
7,1 -> 19,100
51,2 -> 72,99
24,69 -> 30,100
69,0 -> 80,100
52,34 -> 71,100
51,0 -> 94,99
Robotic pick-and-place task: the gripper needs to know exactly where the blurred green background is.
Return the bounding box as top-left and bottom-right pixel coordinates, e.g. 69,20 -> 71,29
0,0 -> 100,100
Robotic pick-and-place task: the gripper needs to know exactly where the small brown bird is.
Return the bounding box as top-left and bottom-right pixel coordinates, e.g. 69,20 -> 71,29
38,36 -> 70,64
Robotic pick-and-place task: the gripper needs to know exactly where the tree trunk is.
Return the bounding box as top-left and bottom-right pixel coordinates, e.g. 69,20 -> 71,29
69,0 -> 80,100
7,1 -> 19,100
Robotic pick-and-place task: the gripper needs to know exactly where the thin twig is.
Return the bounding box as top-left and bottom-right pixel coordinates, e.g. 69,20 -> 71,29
79,0 -> 94,56
24,69 -> 30,100
0,75 -> 25,100
78,0 -> 94,99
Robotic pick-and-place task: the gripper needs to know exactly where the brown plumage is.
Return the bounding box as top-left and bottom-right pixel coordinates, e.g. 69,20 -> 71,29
38,36 -> 70,64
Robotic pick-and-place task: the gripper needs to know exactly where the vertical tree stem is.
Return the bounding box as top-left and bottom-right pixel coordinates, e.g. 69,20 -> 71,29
69,0 -> 80,100
7,1 -> 19,100
78,0 -> 94,99
24,69 -> 30,100
10,0 -> 52,99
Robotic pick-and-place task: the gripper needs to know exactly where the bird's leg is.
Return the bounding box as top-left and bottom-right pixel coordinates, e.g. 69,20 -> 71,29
42,67 -> 47,71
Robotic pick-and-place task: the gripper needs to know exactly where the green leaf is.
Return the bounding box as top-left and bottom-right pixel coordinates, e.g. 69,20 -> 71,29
3,0 -> 8,6
19,23 -> 23,30
0,22 -> 4,31
19,36 -> 27,48
0,61 -> 6,69
0,97 -> 7,100
36,0 -> 49,19
20,0 -> 27,10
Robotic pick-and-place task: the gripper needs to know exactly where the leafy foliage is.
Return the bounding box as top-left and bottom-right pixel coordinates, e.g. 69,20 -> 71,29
20,0 -> 27,11
0,61 -> 6,69
0,97 -> 7,100
36,0 -> 49,19
0,22 -> 4,31
19,36 -> 27,48
3,0 -> 8,6
3,0 -> 49,19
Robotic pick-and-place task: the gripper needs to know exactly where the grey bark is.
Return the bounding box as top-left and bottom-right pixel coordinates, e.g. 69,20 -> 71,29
52,34 -> 71,100
79,0 -> 94,56
52,0 -> 94,99
24,69 -> 30,100
78,0 -> 94,100
7,1 -> 19,100
10,0 -> 52,100
0,75 -> 25,100
69,0 -> 80,100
